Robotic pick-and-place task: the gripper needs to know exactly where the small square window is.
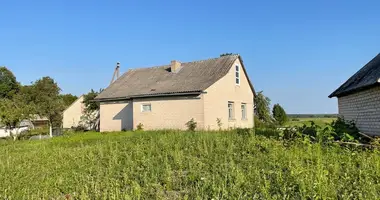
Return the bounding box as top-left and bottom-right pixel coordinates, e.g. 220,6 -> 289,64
141,104 -> 151,112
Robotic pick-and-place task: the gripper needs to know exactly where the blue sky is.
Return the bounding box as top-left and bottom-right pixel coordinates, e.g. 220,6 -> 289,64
0,0 -> 379,114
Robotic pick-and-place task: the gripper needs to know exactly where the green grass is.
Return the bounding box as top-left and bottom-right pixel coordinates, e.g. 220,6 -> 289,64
286,117 -> 336,127
1,130 -> 380,199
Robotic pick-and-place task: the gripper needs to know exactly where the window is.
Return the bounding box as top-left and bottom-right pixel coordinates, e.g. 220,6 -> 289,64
235,65 -> 240,85
241,103 -> 247,120
228,102 -> 234,120
141,104 -> 151,112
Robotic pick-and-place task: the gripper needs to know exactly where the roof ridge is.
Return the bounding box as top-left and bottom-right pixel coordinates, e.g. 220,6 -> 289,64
126,54 -> 240,71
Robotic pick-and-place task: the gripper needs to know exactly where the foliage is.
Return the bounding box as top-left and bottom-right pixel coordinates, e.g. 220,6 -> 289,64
254,91 -> 272,123
254,116 -> 276,129
0,66 -> 19,99
220,53 -> 234,57
236,128 -> 252,136
216,118 -> 222,130
0,91 -> 35,140
29,77 -> 64,135
136,123 -> 144,131
79,109 -> 98,131
72,125 -> 87,132
0,130 -> 379,199
18,127 -> 50,140
260,118 -> 368,146
60,94 -> 78,108
272,103 -> 288,125
83,89 -> 102,112
185,118 -> 197,131
330,117 -> 363,142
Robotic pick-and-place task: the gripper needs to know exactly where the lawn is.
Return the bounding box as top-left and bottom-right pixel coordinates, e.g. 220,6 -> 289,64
1,130 -> 379,199
286,117 -> 336,127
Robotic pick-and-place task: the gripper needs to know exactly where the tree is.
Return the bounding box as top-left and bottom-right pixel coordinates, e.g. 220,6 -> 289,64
60,94 -> 78,108
0,67 -> 20,99
83,89 -> 101,112
79,89 -> 102,130
30,77 -> 64,137
0,92 -> 34,140
272,104 -> 288,126
220,53 -> 234,57
254,91 -> 272,123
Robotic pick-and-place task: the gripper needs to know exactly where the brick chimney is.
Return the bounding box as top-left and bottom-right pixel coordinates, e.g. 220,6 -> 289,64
171,60 -> 181,73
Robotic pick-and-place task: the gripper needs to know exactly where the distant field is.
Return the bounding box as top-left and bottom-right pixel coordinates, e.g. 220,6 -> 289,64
286,117 -> 336,127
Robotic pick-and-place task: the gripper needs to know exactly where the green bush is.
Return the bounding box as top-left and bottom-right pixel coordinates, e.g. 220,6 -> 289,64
236,128 -> 253,136
185,118 -> 197,131
136,123 -> 144,131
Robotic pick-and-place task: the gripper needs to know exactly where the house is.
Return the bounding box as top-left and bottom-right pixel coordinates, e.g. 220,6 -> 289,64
94,54 -> 256,131
329,53 -> 380,136
62,95 -> 99,130
62,95 -> 86,129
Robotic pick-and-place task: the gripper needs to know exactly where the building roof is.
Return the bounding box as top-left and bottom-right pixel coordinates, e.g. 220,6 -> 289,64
95,55 -> 255,101
329,53 -> 380,98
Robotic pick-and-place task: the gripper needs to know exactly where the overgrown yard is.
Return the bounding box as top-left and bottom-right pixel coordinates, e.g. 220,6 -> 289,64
1,130 -> 380,199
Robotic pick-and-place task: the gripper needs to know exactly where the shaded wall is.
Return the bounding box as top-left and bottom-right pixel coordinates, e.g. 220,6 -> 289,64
338,86 -> 380,136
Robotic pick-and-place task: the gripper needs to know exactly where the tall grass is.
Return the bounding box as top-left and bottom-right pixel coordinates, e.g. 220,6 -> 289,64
0,130 -> 379,199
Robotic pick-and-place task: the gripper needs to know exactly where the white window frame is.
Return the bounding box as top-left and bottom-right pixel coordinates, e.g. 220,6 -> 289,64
228,101 -> 235,120
241,103 -> 247,120
235,65 -> 240,85
141,104 -> 152,112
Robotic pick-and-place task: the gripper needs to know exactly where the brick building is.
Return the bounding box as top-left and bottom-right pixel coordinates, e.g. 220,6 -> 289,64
329,53 -> 380,136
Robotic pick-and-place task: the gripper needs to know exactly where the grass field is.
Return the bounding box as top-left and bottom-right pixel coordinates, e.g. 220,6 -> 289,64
286,117 -> 336,127
1,130 -> 380,199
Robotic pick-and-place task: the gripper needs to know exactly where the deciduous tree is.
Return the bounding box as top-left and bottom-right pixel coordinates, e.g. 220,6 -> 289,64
254,91 -> 272,123
0,92 -> 35,140
0,67 -> 19,99
30,77 -> 64,137
60,94 -> 78,108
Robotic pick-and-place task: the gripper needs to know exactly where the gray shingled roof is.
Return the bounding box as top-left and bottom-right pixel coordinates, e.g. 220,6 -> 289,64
95,55 -> 255,101
329,53 -> 380,98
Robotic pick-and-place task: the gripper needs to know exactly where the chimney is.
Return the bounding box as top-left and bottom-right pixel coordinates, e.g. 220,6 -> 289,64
171,60 -> 182,73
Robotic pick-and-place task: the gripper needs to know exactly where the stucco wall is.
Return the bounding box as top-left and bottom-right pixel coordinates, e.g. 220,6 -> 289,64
63,96 -> 85,129
338,86 -> 380,136
132,95 -> 204,130
99,100 -> 133,132
203,58 -> 254,130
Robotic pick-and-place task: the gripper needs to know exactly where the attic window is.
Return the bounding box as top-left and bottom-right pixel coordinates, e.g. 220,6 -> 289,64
235,65 -> 240,85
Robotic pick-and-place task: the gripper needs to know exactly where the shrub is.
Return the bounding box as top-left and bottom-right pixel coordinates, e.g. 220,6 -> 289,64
255,128 -> 281,138
216,118 -> 222,130
72,125 -> 86,132
254,117 -> 276,129
136,123 -> 144,131
185,118 -> 197,131
330,117 -> 362,141
236,128 -> 252,136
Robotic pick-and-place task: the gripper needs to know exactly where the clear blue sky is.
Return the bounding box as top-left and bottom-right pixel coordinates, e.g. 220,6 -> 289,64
0,0 -> 379,114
